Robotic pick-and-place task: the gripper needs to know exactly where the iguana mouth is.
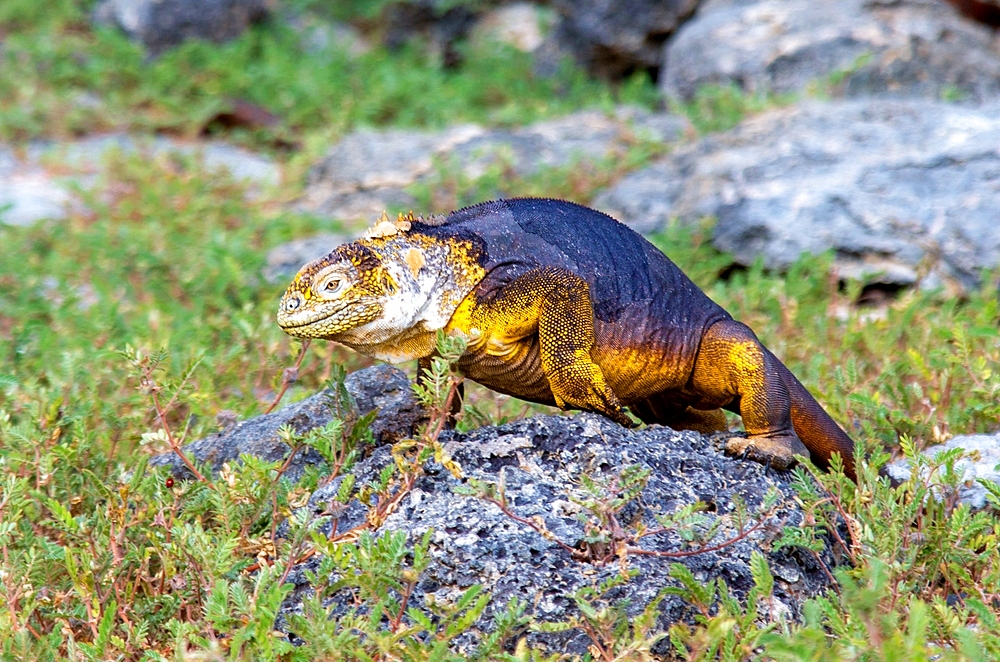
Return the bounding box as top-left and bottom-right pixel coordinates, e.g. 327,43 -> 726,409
276,306 -> 342,330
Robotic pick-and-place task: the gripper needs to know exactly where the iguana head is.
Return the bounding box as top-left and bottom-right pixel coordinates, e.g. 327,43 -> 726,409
277,212 -> 486,362
277,242 -> 397,340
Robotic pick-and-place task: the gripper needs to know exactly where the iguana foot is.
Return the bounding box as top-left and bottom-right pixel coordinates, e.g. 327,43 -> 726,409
725,433 -> 809,471
599,404 -> 636,428
558,388 -> 635,428
549,364 -> 635,428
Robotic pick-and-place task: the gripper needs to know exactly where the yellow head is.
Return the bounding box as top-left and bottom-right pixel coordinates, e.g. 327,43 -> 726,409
276,242 -> 397,340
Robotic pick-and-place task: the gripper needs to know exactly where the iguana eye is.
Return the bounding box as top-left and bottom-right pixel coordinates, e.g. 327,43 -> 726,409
317,275 -> 345,298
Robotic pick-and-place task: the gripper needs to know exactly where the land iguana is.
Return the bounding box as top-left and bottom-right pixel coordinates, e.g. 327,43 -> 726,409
277,198 -> 858,479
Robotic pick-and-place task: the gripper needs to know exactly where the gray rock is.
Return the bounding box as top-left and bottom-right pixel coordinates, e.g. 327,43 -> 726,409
544,0 -> 700,81
263,232 -> 350,284
469,2 -> 551,53
309,125 -> 484,192
154,361 -> 834,647
198,142 -> 281,186
382,0 -> 482,67
285,13 -> 371,56
298,125 -> 483,223
0,169 -> 72,227
448,113 -> 631,180
280,413 -> 835,652
44,135 -> 280,187
93,0 -> 273,55
454,109 -> 688,178
617,105 -> 695,144
885,433 -> 1000,510
150,365 -> 424,483
298,109 -> 689,225
661,0 -> 1000,103
595,99 -> 1000,292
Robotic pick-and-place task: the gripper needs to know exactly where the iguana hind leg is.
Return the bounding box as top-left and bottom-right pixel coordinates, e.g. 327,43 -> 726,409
690,320 -> 808,470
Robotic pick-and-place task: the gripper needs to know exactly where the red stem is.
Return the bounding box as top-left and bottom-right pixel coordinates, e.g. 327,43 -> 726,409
264,339 -> 311,415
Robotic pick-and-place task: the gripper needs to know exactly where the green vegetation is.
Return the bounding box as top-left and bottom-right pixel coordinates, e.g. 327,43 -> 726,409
0,0 -> 654,144
3,1 -> 1000,660
669,85 -> 782,135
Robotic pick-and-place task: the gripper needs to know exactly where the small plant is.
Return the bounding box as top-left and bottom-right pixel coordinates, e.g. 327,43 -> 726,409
121,344 -> 211,484
940,84 -> 966,103
278,364 -> 377,483
807,52 -> 875,99
666,553 -> 779,661
286,528 -> 538,661
408,330 -> 469,478
534,573 -> 670,661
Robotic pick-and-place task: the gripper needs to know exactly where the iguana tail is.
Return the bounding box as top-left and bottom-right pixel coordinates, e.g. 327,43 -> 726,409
769,349 -> 858,480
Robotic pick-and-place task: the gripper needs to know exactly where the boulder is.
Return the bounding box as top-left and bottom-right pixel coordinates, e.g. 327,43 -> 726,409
285,13 -> 371,57
150,365 -> 424,483
149,363 -> 836,651
92,0 -> 273,55
594,99 -> 1000,293
40,134 -> 279,187
661,0 -> 1000,103
542,0 -> 700,80
0,146 -> 73,227
381,0 -> 483,68
279,413 -> 835,653
885,433 -> 1000,510
298,108 -> 689,226
298,124 -> 483,225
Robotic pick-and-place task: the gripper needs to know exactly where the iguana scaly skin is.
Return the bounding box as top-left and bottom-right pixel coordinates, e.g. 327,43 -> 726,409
277,198 -> 857,479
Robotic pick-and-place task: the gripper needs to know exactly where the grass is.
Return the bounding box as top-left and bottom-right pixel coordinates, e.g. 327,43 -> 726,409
3,2 -> 1000,660
669,85 -> 782,135
0,0 -> 656,145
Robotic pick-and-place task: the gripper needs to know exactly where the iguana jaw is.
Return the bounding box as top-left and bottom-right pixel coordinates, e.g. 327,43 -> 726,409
276,297 -> 383,338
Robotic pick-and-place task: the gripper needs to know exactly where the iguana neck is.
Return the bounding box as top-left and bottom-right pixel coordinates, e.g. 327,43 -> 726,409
335,230 -> 485,363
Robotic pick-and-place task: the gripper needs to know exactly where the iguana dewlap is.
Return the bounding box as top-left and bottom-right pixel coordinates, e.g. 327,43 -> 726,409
277,198 -> 857,478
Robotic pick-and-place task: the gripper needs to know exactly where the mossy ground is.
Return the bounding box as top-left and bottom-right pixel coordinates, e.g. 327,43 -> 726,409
2,2 -> 1000,660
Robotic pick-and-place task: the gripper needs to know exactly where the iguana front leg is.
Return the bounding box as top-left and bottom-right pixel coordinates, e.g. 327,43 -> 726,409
456,267 -> 633,427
